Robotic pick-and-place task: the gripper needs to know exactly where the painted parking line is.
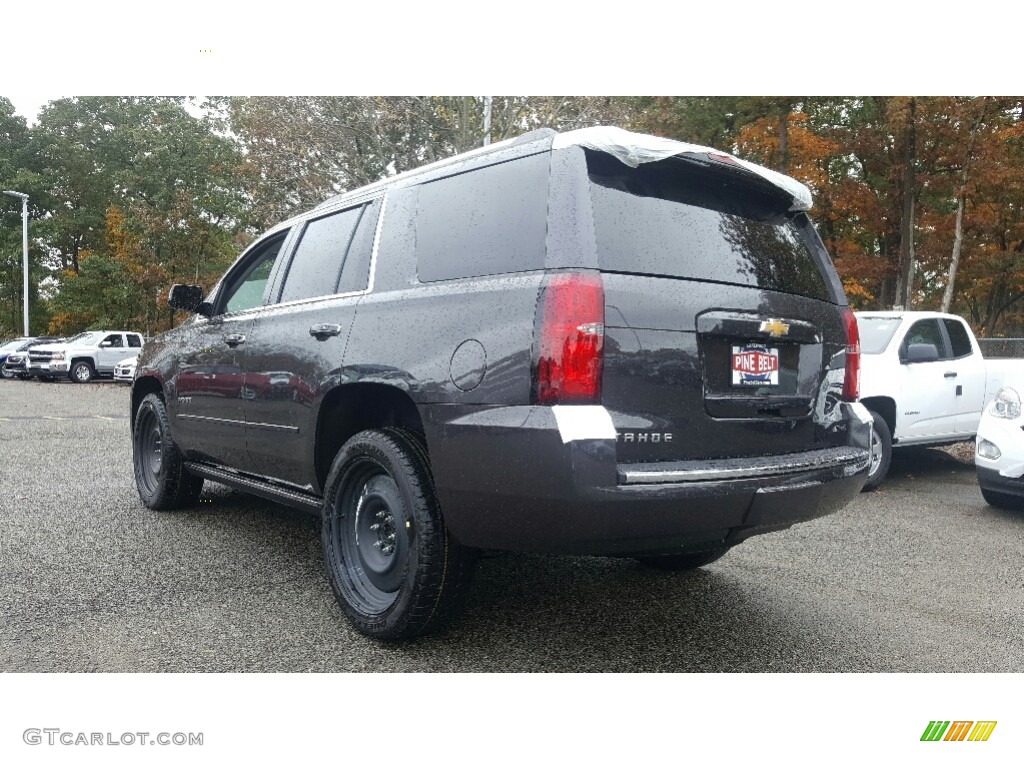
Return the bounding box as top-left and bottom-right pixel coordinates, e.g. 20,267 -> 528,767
0,415 -> 129,422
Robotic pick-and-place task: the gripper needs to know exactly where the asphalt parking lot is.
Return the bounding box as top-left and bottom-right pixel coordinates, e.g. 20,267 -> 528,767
1,378 -> 1022,672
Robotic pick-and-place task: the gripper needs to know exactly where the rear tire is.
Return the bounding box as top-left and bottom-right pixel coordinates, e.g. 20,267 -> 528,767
635,546 -> 731,571
132,393 -> 204,509
321,428 -> 476,640
981,487 -> 1023,510
861,410 -> 892,491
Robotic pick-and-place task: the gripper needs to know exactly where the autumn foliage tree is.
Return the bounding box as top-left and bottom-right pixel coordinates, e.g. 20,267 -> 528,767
5,95 -> 1024,340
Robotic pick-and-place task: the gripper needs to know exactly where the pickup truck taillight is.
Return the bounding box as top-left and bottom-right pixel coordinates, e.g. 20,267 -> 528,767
841,308 -> 860,401
533,272 -> 605,404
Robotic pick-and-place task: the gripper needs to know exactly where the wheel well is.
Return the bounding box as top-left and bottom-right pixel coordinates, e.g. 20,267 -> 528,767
861,396 -> 896,437
70,356 -> 94,370
314,383 -> 426,492
131,376 -> 164,433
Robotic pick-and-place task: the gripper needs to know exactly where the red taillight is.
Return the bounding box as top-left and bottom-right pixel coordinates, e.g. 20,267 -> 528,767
841,308 -> 860,401
534,273 -> 604,404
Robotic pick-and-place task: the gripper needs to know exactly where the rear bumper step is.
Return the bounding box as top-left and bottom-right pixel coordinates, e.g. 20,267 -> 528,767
618,446 -> 869,485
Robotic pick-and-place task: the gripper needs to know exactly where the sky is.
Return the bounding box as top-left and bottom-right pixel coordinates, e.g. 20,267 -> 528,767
4,2 -> 1018,127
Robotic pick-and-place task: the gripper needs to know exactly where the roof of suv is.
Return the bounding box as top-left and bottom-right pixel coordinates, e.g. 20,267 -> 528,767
306,125 -> 814,224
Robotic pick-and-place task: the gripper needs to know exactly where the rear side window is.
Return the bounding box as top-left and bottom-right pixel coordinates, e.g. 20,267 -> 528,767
416,153 -> 550,282
857,316 -> 902,354
280,205 -> 365,303
128,334 -> 142,348
943,318 -> 973,358
337,200 -> 381,294
586,151 -> 829,301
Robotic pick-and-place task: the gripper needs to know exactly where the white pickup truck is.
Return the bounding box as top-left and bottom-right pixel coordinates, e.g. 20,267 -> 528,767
856,310 -> 1024,489
28,330 -> 145,383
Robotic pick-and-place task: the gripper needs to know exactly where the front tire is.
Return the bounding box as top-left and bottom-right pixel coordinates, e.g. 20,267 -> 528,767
321,428 -> 476,640
861,409 -> 892,492
133,393 -> 203,509
69,360 -> 95,384
1,367 -> 13,379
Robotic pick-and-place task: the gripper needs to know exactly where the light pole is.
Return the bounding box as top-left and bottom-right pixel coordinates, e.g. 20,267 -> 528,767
2,190 -> 29,336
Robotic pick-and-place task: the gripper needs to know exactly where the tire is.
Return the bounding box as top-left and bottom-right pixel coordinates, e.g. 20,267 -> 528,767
635,546 -> 731,571
1,367 -> 13,379
132,393 -> 204,509
981,487 -> 1023,510
69,360 -> 95,384
861,409 -> 892,492
321,428 -> 476,640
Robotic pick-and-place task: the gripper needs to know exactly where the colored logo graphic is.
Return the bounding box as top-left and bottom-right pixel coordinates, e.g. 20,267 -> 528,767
731,344 -> 779,386
759,318 -> 791,337
920,721 -> 997,742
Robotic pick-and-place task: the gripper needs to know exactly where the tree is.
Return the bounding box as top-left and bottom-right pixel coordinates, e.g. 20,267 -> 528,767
23,97 -> 249,335
0,97 -> 47,337
222,96 -> 632,230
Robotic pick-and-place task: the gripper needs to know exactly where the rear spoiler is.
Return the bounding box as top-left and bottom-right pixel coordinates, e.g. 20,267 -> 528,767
552,126 -> 812,212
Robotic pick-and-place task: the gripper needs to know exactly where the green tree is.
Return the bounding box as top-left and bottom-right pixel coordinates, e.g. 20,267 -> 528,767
27,97 -> 249,335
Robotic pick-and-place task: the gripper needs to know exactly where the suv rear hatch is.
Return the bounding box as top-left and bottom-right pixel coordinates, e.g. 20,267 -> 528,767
585,149 -> 850,465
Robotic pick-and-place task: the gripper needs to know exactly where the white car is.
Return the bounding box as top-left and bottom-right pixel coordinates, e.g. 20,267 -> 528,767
113,356 -> 137,384
975,387 -> 1024,509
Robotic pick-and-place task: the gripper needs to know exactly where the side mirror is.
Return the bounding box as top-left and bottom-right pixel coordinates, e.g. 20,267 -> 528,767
99,340 -> 112,348
168,284 -> 205,313
904,343 -> 939,364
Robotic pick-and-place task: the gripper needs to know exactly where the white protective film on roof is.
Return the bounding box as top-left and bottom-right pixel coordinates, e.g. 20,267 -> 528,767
552,126 -> 813,212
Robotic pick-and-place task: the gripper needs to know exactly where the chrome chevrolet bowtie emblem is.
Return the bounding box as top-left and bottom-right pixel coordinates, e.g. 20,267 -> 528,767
759,319 -> 790,337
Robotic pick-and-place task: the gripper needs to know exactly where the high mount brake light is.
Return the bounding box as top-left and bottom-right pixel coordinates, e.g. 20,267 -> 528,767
708,153 -> 740,166
841,308 -> 860,402
533,273 -> 605,404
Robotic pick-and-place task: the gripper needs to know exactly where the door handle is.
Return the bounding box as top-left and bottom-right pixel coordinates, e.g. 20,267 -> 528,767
224,333 -> 246,348
309,323 -> 343,341
944,371 -> 957,378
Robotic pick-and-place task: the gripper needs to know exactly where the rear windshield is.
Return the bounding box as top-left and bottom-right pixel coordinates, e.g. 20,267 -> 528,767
586,151 -> 830,301
857,316 -> 903,354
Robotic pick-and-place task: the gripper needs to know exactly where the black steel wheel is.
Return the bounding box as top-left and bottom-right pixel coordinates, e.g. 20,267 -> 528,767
69,360 -> 95,384
635,546 -> 731,571
132,393 -> 203,510
321,428 -> 476,640
861,410 -> 892,492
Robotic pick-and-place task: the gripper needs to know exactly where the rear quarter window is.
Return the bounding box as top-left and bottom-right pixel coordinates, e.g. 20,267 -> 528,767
943,318 -> 974,358
415,153 -> 550,282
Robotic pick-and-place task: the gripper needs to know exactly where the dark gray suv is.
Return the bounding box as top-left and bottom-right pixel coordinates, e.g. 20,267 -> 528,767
131,126 -> 872,639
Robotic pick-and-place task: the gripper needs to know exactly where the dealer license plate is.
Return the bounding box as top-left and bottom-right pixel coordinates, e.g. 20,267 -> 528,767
731,344 -> 779,386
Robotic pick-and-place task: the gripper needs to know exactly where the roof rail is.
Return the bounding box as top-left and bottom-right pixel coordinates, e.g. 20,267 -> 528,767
511,127 -> 557,146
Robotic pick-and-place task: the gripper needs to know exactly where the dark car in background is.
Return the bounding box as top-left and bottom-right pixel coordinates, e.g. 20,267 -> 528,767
130,126 -> 872,639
